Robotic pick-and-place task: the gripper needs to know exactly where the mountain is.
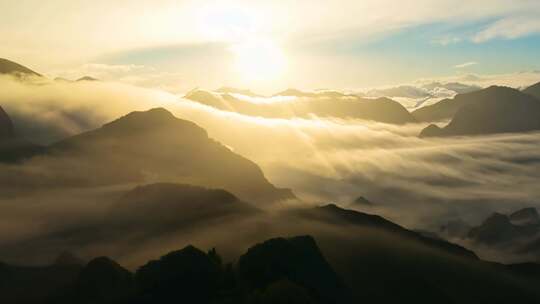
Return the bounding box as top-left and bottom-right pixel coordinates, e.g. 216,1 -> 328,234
185,89 -> 416,124
0,58 -> 41,77
434,207 -> 540,262
523,81 -> 540,100
135,245 -> 222,303
274,88 -> 354,99
63,257 -> 134,303
419,86 -> 540,137
0,261 -> 82,304
413,85 -> 532,122
510,208 -> 540,226
421,82 -> 481,95
350,196 -> 374,206
46,108 -> 293,204
109,183 -> 257,233
237,235 -> 350,304
467,212 -> 539,245
76,76 -> 98,82
0,106 -> 44,163
5,206 -> 540,303
0,106 -> 15,139
215,87 -> 260,97
288,205 -> 540,303
293,204 -> 477,259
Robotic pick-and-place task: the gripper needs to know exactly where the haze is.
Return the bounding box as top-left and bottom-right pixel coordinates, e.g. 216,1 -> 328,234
1,1 -> 540,304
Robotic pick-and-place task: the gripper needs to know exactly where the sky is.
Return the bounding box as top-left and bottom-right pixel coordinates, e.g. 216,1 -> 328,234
1,0 -> 540,93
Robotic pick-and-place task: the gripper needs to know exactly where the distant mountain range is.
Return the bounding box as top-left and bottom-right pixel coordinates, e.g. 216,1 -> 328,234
439,207 -> 540,262
185,89 -> 416,124
419,85 -> 540,137
0,58 -> 98,82
467,208 -> 540,245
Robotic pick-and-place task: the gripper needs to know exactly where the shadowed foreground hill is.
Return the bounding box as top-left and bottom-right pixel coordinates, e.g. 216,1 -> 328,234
281,205 -> 540,303
413,85 -> 537,122
419,86 -> 540,137
3,202 -> 540,303
3,231 -> 540,304
185,89 -> 416,124
1,236 -> 346,304
16,108 -> 293,204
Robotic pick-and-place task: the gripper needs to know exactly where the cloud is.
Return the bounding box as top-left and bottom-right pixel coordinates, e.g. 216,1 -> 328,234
432,36 -> 462,46
2,76 -> 540,264
473,16 -> 540,43
454,62 -> 479,69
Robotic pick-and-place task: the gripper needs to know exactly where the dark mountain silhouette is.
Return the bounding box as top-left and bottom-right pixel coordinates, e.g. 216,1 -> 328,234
413,85 -> 534,122
0,106 -> 44,163
43,108 -> 293,203
433,208 -> 540,262
289,205 -> 540,303
467,212 -> 539,245
5,220 -> 540,303
419,86 -> 540,137
135,245 -> 222,303
185,89 -> 416,124
62,257 -> 134,303
0,106 -> 15,139
76,76 -> 99,82
294,204 -> 477,259
238,235 -> 350,304
0,261 -> 82,304
184,89 -> 226,109
523,81 -> 540,100
0,58 -> 41,77
109,183 -> 257,233
351,196 -> 374,206
510,208 -> 540,226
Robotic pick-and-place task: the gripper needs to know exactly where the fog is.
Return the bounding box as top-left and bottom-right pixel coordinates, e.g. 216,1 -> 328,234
1,76 -> 540,265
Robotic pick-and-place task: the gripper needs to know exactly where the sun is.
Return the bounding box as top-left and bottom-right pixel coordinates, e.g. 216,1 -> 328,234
231,38 -> 287,82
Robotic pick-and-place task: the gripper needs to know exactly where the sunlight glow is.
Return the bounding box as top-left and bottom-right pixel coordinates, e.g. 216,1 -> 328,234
231,38 -> 287,82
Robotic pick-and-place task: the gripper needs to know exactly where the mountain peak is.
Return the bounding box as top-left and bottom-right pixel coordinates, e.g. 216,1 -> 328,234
510,207 -> 540,226
524,81 -> 540,100
352,196 -> 374,206
0,106 -> 15,139
0,58 -> 41,77
76,76 -> 98,82
101,107 -> 205,136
